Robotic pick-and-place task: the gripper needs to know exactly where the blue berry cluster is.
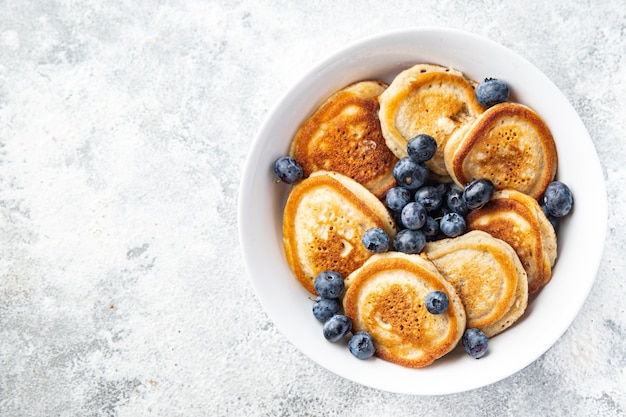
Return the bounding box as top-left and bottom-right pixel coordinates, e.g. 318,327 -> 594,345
312,271 -> 376,360
382,134 -> 497,249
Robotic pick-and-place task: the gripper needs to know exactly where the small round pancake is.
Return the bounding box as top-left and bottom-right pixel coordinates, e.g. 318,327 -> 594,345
424,231 -> 528,337
290,81 -> 398,199
343,252 -> 466,368
282,171 -> 396,294
466,189 -> 557,294
378,64 -> 485,178
444,102 -> 557,199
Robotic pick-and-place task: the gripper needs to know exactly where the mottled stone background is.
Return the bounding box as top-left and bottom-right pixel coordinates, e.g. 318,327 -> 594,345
1,1 -> 624,416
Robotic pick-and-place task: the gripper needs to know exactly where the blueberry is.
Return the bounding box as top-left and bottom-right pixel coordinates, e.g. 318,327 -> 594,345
463,178 -> 495,210
446,187 -> 469,216
401,202 -> 427,230
543,181 -> 573,218
475,78 -> 509,108
312,297 -> 341,322
440,212 -> 466,237
348,331 -> 376,359
415,185 -> 444,212
393,229 -> 426,254
314,271 -> 344,298
386,186 -> 412,212
407,134 -> 437,163
422,216 -> 440,239
425,290 -> 449,314
393,157 -> 429,190
361,227 -> 390,253
323,314 -> 352,342
273,156 -> 303,184
462,328 -> 489,359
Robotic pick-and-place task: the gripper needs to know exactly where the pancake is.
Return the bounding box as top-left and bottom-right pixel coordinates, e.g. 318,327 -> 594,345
466,189 -> 557,294
343,252 -> 466,368
290,80 -> 398,199
282,170 -> 397,294
378,64 -> 485,178
424,231 -> 528,337
444,102 -> 557,199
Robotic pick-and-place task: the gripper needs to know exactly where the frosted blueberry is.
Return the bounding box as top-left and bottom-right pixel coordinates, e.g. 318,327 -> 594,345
273,156 -> 303,184
462,328 -> 489,359
475,78 -> 509,108
386,186 -> 412,212
348,331 -> 376,360
425,290 -> 449,314
415,185 -> 444,212
314,271 -> 344,298
393,229 -> 426,254
543,181 -> 573,217
463,178 -> 495,210
407,133 -> 437,163
393,157 -> 428,190
440,212 -> 466,237
312,297 -> 341,323
323,314 -> 352,342
361,227 -> 390,253
401,202 -> 427,230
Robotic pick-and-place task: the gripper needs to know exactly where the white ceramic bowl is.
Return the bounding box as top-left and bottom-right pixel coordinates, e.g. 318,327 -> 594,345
238,28 -> 607,395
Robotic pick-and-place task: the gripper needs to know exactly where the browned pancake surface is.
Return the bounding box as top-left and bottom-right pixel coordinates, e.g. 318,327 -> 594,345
466,190 -> 557,294
378,64 -> 484,177
445,102 -> 557,199
424,231 -> 528,337
290,81 -> 397,198
344,252 -> 465,368
282,171 -> 396,294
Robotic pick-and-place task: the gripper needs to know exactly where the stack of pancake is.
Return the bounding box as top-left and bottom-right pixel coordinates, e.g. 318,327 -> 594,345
280,63 -> 560,368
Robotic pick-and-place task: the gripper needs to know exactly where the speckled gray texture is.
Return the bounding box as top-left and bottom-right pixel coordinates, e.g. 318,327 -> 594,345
0,1 -> 624,416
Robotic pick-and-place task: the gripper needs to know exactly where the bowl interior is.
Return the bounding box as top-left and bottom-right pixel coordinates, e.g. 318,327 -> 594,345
238,28 -> 607,395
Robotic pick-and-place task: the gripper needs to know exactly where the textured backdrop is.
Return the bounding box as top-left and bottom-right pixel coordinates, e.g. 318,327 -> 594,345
1,1 -> 624,416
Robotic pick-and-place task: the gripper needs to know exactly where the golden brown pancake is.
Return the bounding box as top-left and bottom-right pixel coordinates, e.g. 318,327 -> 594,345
290,81 -> 398,199
424,231 -> 528,337
444,102 -> 557,199
378,64 -> 485,178
343,252 -> 466,368
466,189 -> 557,294
282,170 -> 396,294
